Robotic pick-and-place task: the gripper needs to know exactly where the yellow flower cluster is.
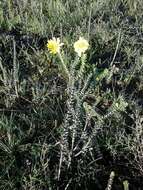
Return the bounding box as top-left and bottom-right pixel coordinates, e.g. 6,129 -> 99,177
47,37 -> 89,57
73,37 -> 89,57
47,37 -> 64,54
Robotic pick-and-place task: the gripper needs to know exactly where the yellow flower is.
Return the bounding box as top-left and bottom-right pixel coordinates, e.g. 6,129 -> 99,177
74,37 -> 89,57
47,37 -> 64,54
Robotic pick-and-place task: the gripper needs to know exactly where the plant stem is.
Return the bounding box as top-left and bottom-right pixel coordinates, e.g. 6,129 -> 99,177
58,52 -> 70,80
